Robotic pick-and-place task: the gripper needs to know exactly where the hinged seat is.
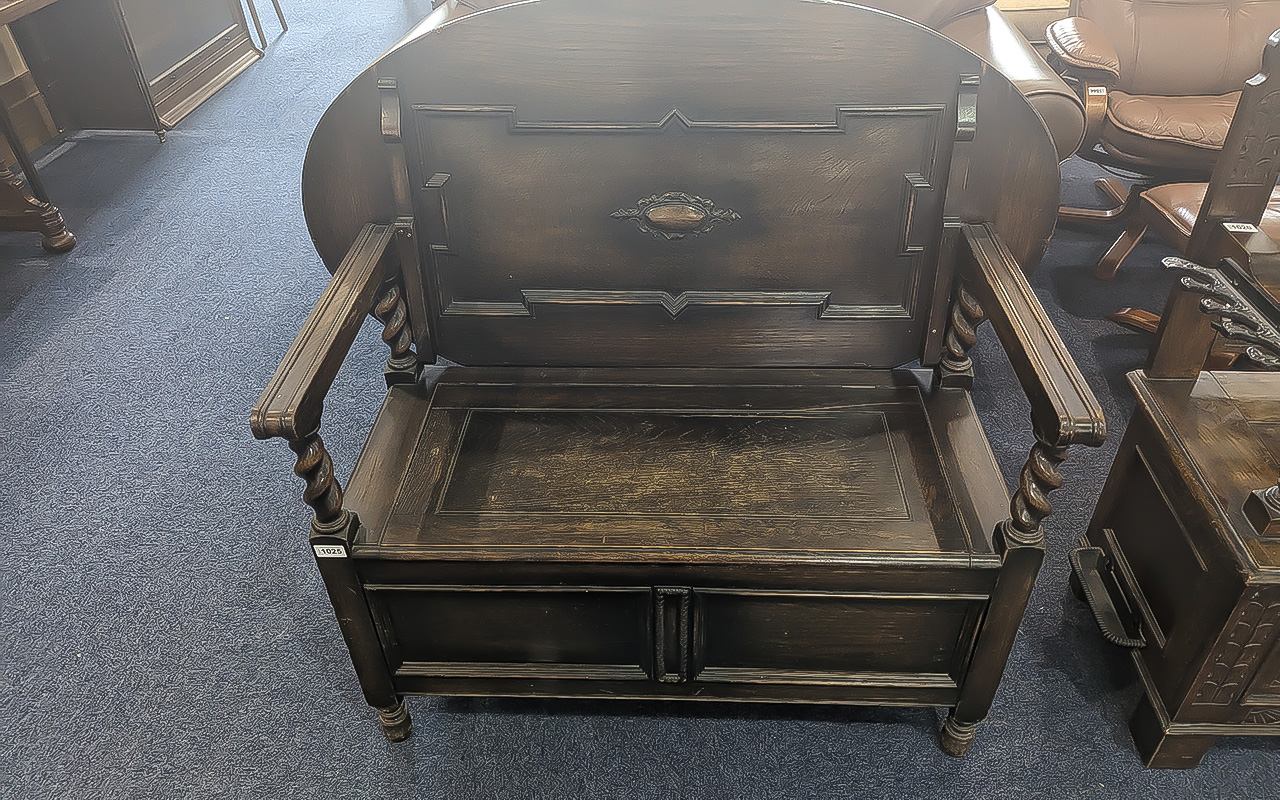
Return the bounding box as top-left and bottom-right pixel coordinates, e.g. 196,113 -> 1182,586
252,0 -> 1103,759
347,369 -> 1005,563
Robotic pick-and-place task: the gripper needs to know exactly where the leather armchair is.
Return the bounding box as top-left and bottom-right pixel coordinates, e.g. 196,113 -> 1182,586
1092,30 -> 1280,283
1047,0 -> 1280,173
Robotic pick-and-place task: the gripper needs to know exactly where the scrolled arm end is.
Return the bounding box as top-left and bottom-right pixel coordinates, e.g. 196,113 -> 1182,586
1037,404 -> 1107,451
250,222 -> 399,443
250,396 -> 322,442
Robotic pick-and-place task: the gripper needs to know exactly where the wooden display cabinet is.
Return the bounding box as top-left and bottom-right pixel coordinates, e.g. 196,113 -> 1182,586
11,0 -> 261,136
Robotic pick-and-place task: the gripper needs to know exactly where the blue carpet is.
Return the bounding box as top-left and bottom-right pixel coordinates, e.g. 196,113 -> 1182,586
1,2 -> 1277,797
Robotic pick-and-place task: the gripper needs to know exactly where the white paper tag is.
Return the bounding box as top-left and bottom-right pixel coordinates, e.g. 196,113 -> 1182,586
313,544 -> 347,558
1087,86 -> 1107,96
1224,222 -> 1260,234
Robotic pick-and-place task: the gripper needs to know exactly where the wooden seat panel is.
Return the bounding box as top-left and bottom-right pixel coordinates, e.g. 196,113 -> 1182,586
347,368 -> 1004,563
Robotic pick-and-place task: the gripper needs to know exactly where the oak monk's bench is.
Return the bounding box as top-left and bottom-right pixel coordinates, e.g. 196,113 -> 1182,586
251,0 -> 1105,757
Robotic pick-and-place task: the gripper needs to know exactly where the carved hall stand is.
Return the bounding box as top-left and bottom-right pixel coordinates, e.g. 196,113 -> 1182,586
252,0 -> 1103,755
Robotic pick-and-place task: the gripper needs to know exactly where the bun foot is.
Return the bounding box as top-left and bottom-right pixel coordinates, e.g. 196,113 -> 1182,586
940,713 -> 979,757
41,228 -> 76,253
378,698 -> 412,742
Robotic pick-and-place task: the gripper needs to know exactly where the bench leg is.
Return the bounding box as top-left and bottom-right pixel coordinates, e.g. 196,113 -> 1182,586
378,697 -> 413,742
290,432 -> 412,742
311,526 -> 412,741
939,441 -> 1063,756
940,714 -> 982,757
939,541 -> 1041,757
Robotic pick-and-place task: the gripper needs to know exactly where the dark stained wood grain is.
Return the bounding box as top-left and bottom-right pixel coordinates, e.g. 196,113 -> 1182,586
961,223 -> 1106,448
440,410 -> 908,516
255,0 -> 1099,754
302,1 -> 1058,286
359,371 -> 972,559
1076,370 -> 1280,768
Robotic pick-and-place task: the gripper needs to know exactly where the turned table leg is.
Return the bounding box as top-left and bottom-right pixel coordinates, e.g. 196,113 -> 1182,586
0,100 -> 76,253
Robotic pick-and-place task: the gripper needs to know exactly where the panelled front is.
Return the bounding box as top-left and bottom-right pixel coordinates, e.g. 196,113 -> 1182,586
368,585 -> 654,681
385,0 -> 982,367
1090,414 -> 1238,713
693,589 -> 983,689
1086,374 -> 1280,725
366,580 -> 989,702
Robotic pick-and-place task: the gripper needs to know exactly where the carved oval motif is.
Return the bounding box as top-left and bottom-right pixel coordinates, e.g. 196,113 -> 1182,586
643,203 -> 707,232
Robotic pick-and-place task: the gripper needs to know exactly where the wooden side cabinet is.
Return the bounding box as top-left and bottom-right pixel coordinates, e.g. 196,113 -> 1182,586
1073,370 -> 1280,768
11,0 -> 260,134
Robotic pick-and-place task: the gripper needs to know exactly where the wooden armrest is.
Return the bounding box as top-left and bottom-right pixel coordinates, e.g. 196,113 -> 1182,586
251,223 -> 397,441
961,223 -> 1106,448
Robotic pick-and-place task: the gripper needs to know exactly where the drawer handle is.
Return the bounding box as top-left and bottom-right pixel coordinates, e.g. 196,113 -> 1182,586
610,191 -> 741,240
654,587 -> 691,683
1069,546 -> 1146,648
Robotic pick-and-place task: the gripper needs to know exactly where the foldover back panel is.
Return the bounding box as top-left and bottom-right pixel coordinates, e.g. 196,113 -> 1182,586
381,0 -> 983,367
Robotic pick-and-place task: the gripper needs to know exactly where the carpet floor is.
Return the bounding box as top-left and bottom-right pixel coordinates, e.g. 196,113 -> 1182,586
1,2 -> 1276,797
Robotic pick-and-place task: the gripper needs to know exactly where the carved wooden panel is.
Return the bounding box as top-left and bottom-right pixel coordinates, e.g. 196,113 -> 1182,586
1243,640 -> 1280,710
1190,34 -> 1280,254
1192,587 -> 1280,709
1237,589 -> 1280,711
693,589 -> 982,686
413,104 -> 951,366
375,0 -> 984,367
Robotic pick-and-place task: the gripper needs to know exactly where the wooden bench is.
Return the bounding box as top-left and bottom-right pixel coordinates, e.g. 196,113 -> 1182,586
252,0 -> 1104,756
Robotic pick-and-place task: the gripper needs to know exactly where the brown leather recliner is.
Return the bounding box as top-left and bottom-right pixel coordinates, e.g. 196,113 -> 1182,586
1093,29 -> 1280,281
429,0 -> 1088,161
1047,0 -> 1280,173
